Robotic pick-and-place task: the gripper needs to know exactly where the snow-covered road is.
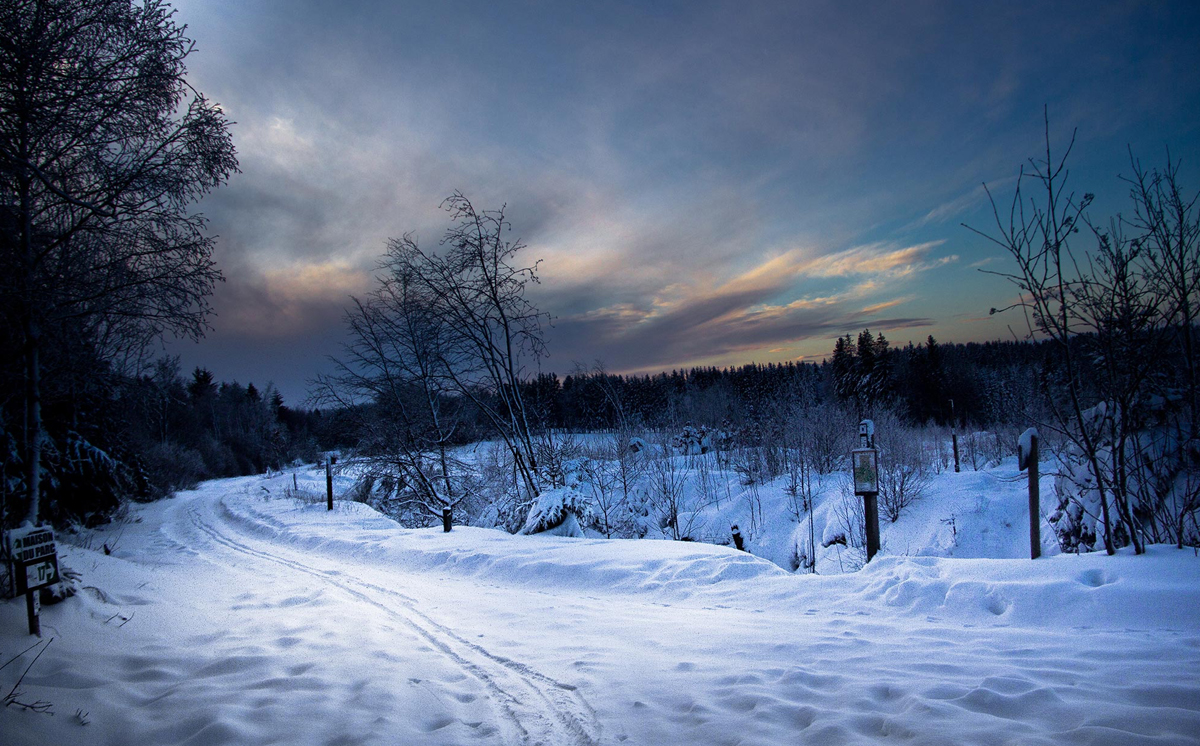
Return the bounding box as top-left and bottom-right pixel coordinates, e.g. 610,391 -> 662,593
3,474 -> 1199,745
173,487 -> 600,745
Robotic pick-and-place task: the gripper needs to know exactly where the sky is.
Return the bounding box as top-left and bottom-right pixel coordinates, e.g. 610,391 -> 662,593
162,0 -> 1200,405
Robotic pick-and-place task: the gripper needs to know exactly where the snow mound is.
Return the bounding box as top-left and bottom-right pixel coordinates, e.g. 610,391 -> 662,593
221,490 -> 789,602
220,485 -> 1200,629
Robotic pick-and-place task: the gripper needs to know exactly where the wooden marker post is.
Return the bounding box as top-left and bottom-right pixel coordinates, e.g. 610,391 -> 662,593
1018,428 -> 1040,559
730,524 -> 745,551
442,506 -> 452,532
326,456 -> 334,511
852,420 -> 881,563
950,399 -> 961,473
26,587 -> 40,637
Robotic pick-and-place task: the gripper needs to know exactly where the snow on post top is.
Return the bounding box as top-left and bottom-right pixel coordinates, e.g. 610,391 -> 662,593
1018,427 -> 1038,471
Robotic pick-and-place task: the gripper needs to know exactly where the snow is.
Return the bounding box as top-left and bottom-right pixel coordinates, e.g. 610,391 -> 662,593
1018,427 -> 1038,459
519,485 -> 592,537
3,469 -> 1199,745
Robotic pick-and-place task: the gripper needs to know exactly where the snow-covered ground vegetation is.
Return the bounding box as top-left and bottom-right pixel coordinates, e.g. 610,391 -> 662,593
337,420 -> 1052,575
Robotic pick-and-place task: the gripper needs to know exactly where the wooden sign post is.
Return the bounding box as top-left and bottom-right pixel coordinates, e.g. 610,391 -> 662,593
852,420 -> 881,563
6,526 -> 59,636
1018,428 -> 1040,560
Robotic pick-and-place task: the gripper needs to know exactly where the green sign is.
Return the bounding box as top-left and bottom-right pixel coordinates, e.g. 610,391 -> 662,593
853,448 -> 879,494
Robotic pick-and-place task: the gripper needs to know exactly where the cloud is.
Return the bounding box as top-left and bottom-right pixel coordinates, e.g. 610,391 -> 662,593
910,184 -> 990,228
544,240 -> 952,372
162,0 -> 1200,398
796,241 -> 951,278
210,260 -> 370,339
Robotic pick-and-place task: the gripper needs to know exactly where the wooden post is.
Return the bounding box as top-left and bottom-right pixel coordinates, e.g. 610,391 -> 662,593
293,472 -> 298,491
808,496 -> 817,574
26,589 -> 40,637
1028,434 -> 1040,559
730,524 -> 745,551
863,494 -> 880,562
1019,428 -> 1040,559
326,459 -> 333,511
442,506 -> 452,532
950,399 -> 961,473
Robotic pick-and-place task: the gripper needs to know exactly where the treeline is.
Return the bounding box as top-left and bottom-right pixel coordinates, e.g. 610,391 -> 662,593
120,359 -> 335,490
0,351 -> 335,528
524,332 -> 1053,434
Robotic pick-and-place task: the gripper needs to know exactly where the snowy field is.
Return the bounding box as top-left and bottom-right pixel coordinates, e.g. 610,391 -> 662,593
3,472 -> 1199,746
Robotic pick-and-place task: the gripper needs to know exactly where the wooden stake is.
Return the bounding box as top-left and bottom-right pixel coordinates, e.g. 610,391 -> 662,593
326,459 -> 333,511
863,493 -> 880,562
26,589 -> 40,637
1028,434 -> 1040,560
731,524 -> 745,551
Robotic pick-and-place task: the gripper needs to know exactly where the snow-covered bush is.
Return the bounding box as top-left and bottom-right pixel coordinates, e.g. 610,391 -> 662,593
578,434 -> 652,538
577,456 -> 625,537
467,441 -> 531,533
141,441 -> 208,495
692,452 -> 727,510
874,411 -> 931,522
823,484 -> 868,571
731,445 -> 786,486
672,424 -> 713,455
1050,397 -> 1200,552
962,430 -> 1006,471
646,449 -> 690,539
1050,403 -> 1124,552
798,403 -> 857,475
645,442 -> 714,540
519,485 -> 593,537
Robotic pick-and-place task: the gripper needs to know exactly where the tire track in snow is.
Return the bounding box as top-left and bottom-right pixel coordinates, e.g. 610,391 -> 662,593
170,493 -> 600,746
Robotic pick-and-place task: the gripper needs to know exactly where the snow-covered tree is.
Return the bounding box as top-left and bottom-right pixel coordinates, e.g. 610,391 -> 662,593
519,485 -> 592,537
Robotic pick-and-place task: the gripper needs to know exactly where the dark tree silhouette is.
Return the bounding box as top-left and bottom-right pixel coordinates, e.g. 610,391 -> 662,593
0,0 -> 238,524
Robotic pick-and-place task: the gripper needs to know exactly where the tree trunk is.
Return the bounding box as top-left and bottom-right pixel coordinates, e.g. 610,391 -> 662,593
20,165 -> 42,527
22,313 -> 42,527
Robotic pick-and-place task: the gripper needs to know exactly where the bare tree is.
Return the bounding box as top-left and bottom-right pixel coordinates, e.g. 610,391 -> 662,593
396,194 -> 548,502
0,0 -> 238,525
968,115 -> 1200,554
328,193 -> 549,524
1122,155 -> 1200,547
579,447 -> 625,537
313,244 -> 466,523
646,439 -> 705,540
